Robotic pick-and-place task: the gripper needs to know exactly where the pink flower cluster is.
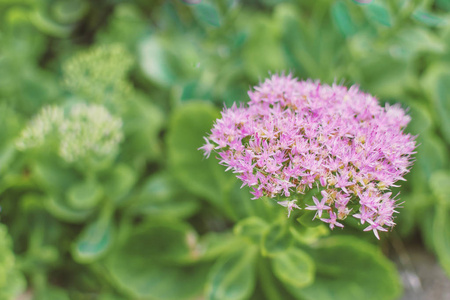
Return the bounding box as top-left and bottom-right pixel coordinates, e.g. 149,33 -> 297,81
199,74 -> 416,239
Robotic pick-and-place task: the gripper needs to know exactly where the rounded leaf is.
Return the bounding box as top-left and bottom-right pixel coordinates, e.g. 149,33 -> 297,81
206,247 -> 258,300
271,247 -> 315,288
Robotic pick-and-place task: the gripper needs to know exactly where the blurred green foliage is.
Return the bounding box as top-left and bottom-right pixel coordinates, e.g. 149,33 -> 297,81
0,0 -> 449,299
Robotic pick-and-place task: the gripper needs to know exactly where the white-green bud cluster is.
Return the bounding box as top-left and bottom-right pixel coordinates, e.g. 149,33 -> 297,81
59,103 -> 123,162
15,106 -> 64,150
16,103 -> 123,163
63,44 -> 134,105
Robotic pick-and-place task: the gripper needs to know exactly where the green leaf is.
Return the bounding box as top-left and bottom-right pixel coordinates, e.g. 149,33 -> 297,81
287,236 -> 401,300
411,134 -> 448,189
33,160 -> 80,193
363,2 -> 392,27
261,221 -> 293,256
421,63 -> 450,144
197,232 -> 241,261
105,253 -> 208,300
192,2 -> 221,27
44,195 -> 93,223
67,179 -> 104,210
297,210 -> 321,228
432,203 -> 450,277
234,217 -> 269,244
430,171 -> 450,206
122,97 -> 165,162
139,35 -> 180,87
29,10 -> 74,37
332,1 -> 357,37
167,101 -> 234,210
116,221 -> 200,265
72,206 -> 114,263
271,247 -> 315,288
412,10 -> 445,27
128,172 -> 199,219
102,164 -> 136,203
205,247 -> 258,300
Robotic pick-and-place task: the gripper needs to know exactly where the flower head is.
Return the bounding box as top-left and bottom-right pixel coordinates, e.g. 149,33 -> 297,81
200,74 -> 416,239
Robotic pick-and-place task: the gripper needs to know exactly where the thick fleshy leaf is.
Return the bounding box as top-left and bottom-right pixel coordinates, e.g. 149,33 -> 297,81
412,10 -> 445,27
139,35 -> 181,87
430,171 -> 450,276
234,217 -> 269,244
116,221 -> 200,264
421,64 -> 450,144
430,171 -> 450,206
128,172 -> 199,219
192,2 -> 221,27
105,253 -> 208,300
101,164 -> 136,203
332,1 -> 357,37
363,2 -> 392,27
33,160 -> 80,193
261,221 -> 293,256
205,247 -> 258,300
72,206 -> 114,263
44,195 -> 93,223
271,247 -> 315,288
287,236 -> 402,300
166,101 -> 234,211
432,203 -> 450,277
67,179 -> 103,210
197,233 -> 241,261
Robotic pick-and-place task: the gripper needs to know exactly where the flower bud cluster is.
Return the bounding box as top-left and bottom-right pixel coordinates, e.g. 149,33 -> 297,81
16,103 -> 123,163
200,74 -> 416,238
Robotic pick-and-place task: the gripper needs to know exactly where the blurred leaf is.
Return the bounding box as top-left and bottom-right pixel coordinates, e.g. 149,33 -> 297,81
261,220 -> 293,256
242,13 -> 286,79
29,10 -> 74,37
332,1 -> 357,37
411,134 -> 448,189
105,253 -> 208,300
192,2 -> 221,27
412,9 -> 445,27
430,171 -> 450,206
67,179 -> 103,210
421,64 -> 450,144
139,35 -> 181,87
102,164 -> 136,203
271,247 -> 315,288
115,221 -> 200,264
167,101 -> 235,210
197,232 -> 240,261
234,217 -> 269,244
0,224 -> 26,299
205,247 -> 258,300
72,205 -> 114,263
122,97 -> 165,162
53,0 -> 88,24
44,195 -> 93,222
287,236 -> 401,300
432,202 -> 450,277
33,159 -> 80,192
297,210 -> 321,228
128,172 -> 199,219
363,2 -> 392,27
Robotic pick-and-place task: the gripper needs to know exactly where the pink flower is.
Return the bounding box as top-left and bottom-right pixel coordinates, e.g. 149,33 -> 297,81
305,195 -> 330,219
320,211 -> 344,230
199,74 -> 416,238
277,200 -> 301,218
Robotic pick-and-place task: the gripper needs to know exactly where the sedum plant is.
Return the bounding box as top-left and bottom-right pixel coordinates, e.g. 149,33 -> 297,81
200,74 -> 416,239
0,0 -> 448,299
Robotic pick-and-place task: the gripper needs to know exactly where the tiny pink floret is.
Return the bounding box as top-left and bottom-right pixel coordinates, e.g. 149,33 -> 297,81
199,74 -> 416,239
